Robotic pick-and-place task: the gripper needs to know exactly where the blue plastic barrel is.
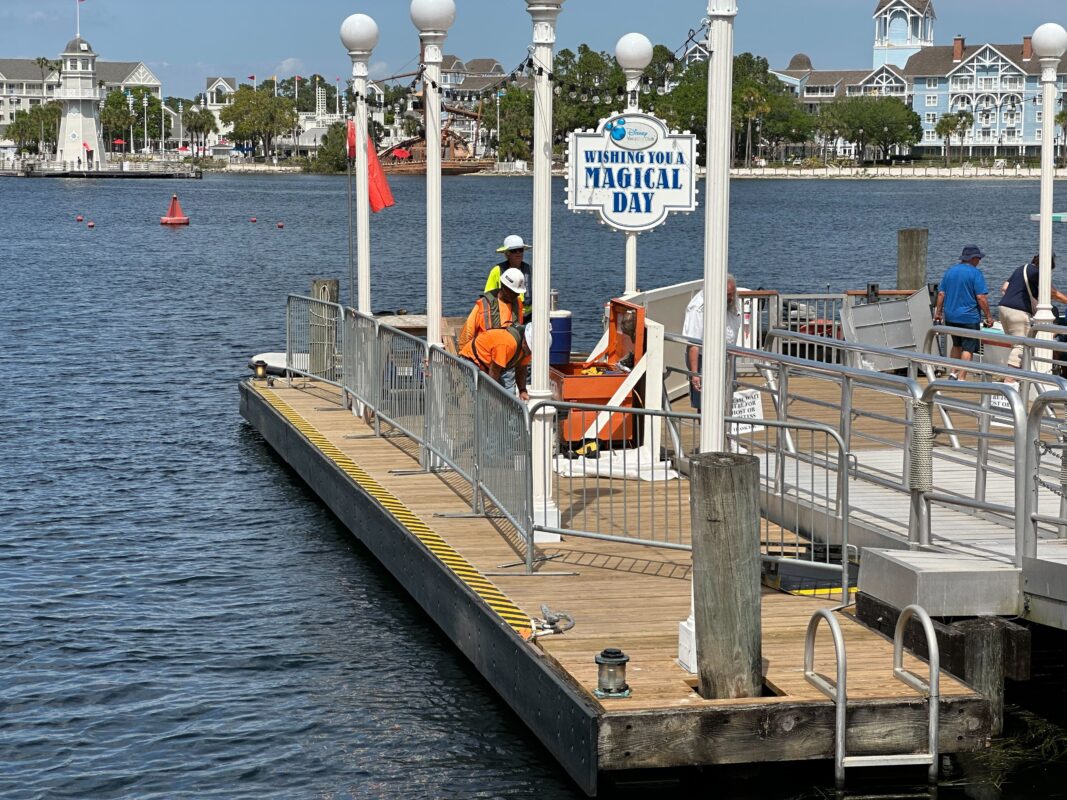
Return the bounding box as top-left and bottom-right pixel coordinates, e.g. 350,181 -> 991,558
549,310 -> 573,365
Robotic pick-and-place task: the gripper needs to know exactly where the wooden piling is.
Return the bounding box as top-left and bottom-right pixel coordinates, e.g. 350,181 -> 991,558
690,452 -> 763,699
897,228 -> 928,291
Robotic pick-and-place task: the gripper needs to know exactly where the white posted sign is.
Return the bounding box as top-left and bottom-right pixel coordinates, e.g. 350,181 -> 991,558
567,112 -> 697,233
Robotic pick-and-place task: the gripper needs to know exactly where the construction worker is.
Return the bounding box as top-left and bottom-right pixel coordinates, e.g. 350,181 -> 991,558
460,323 -> 545,401
485,235 -> 532,318
458,267 -> 525,349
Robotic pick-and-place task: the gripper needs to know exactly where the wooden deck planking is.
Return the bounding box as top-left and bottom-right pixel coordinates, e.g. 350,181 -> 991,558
264,380 -> 978,718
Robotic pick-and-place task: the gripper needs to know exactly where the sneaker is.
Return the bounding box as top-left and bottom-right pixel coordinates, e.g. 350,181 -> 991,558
947,373 -> 959,381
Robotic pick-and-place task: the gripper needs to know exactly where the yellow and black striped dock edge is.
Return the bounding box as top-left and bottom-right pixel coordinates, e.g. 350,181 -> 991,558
254,385 -> 534,639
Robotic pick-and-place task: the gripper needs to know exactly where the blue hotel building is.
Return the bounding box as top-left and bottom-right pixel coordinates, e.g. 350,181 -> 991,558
771,0 -> 1067,159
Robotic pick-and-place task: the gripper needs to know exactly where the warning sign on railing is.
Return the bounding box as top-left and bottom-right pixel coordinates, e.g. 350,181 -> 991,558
730,389 -> 765,435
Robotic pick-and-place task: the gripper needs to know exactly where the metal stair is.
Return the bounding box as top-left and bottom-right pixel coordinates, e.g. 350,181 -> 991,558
804,605 -> 941,789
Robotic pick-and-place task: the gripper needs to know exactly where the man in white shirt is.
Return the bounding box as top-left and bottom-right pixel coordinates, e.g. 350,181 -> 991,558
682,273 -> 741,409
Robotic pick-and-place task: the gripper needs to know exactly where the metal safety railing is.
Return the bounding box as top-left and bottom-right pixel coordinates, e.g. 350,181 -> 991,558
376,325 -> 429,448
528,397 -> 853,601
287,294 -> 344,387
477,376 -> 535,569
1025,392 -> 1067,556
289,295 -> 535,570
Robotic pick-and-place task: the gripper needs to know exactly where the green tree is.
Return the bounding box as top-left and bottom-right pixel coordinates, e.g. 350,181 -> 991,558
954,110 -> 974,165
184,106 -> 219,157
498,87 -> 534,161
6,110 -> 38,153
762,92 -> 814,161
821,96 -> 921,163
29,102 -> 62,152
275,74 -> 335,114
934,112 -> 959,167
306,121 -> 347,173
220,86 -> 297,157
101,90 -> 136,153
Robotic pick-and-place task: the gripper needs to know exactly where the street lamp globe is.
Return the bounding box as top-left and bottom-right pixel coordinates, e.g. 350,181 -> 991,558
409,0 -> 455,32
615,32 -> 653,72
340,13 -> 379,52
1032,23 -> 1067,59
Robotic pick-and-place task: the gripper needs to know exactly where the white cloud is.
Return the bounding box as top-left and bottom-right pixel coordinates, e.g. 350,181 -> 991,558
274,57 -> 305,76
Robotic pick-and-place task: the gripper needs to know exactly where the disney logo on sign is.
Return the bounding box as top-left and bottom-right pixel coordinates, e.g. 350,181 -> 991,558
604,117 -> 659,151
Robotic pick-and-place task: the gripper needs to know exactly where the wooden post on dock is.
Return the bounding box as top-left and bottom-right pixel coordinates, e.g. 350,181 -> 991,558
690,452 -> 763,699
897,228 -> 928,291
310,279 -> 340,380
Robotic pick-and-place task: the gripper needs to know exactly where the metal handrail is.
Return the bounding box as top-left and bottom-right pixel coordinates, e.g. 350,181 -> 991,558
769,327 -> 1067,393
924,323 -> 1067,377
530,397 -> 853,600
918,380 -> 1027,565
892,604 -> 941,784
1025,391 -> 1067,559
804,608 -> 848,789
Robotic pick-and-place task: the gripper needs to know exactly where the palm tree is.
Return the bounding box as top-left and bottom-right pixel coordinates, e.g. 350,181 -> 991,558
33,57 -> 59,154
935,113 -> 958,167
1056,108 -> 1067,168
955,111 -> 974,165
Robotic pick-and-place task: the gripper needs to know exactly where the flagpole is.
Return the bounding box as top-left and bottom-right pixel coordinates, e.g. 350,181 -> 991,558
76,0 -> 80,38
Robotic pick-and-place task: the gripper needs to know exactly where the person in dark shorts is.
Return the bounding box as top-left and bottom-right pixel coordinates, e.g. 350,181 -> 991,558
933,245 -> 994,381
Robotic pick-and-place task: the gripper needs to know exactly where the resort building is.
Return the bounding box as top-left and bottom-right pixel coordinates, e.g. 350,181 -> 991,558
772,0 -> 1067,159
0,54 -> 160,131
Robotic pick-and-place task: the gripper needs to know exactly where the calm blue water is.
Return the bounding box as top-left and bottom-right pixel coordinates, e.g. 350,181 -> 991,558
3,173 -> 1067,799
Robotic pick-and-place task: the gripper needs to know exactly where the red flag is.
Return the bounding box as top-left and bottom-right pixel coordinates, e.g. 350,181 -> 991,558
346,119 -> 356,160
367,133 -> 395,213
247,74 -> 256,80
82,142 -> 89,149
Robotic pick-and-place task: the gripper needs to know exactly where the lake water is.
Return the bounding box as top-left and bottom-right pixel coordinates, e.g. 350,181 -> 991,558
3,173 -> 1067,799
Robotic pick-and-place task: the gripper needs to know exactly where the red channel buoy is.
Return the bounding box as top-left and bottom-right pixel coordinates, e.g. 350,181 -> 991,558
87,221 -> 95,229
276,222 -> 284,229
76,215 -> 84,223
250,217 -> 257,223
161,194 -> 190,226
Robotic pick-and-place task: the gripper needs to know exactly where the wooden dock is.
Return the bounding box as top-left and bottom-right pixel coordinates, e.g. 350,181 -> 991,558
239,377 -> 991,795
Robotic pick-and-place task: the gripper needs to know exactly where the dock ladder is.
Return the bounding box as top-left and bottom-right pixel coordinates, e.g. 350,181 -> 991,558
804,605 -> 941,789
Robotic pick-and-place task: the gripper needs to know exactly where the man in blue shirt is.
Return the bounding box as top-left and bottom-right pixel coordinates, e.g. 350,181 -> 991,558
933,245 -> 994,381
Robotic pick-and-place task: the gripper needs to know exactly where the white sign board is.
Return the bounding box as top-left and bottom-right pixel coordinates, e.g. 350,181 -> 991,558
730,389 -> 765,436
567,112 -> 698,233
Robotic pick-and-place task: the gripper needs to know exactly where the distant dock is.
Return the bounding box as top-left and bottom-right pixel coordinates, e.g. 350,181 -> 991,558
0,160 -> 201,179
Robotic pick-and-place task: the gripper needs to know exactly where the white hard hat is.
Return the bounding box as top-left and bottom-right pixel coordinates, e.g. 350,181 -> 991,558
497,234 -> 531,253
500,267 -> 526,294
522,322 -> 551,350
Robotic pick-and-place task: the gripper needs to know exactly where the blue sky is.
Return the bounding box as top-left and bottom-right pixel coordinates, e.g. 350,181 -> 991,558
4,0 -> 1066,99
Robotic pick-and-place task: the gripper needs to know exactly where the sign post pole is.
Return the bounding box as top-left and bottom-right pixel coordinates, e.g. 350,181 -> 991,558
616,34 -> 654,296
678,0 -> 738,675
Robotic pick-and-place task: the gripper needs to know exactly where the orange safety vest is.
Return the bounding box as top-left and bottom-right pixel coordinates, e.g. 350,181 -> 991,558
458,290 -> 523,348
461,325 -> 525,372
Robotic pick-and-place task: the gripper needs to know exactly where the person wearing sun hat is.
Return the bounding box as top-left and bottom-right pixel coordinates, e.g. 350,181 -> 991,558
933,244 -> 994,381
484,235 -> 533,318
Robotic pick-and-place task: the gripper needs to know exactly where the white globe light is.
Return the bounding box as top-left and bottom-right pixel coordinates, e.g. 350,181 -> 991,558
525,0 -> 566,8
616,33 -> 654,72
340,14 -> 380,52
410,0 -> 456,32
1032,22 -> 1067,59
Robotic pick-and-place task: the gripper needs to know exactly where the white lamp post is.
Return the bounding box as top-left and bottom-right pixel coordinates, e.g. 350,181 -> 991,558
142,94 -> 148,154
1031,22 -> 1067,368
411,0 -> 455,347
341,12 -> 380,315
178,101 -> 183,153
126,93 -> 134,155
526,0 -> 566,537
679,0 -> 738,675
615,32 -> 654,295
